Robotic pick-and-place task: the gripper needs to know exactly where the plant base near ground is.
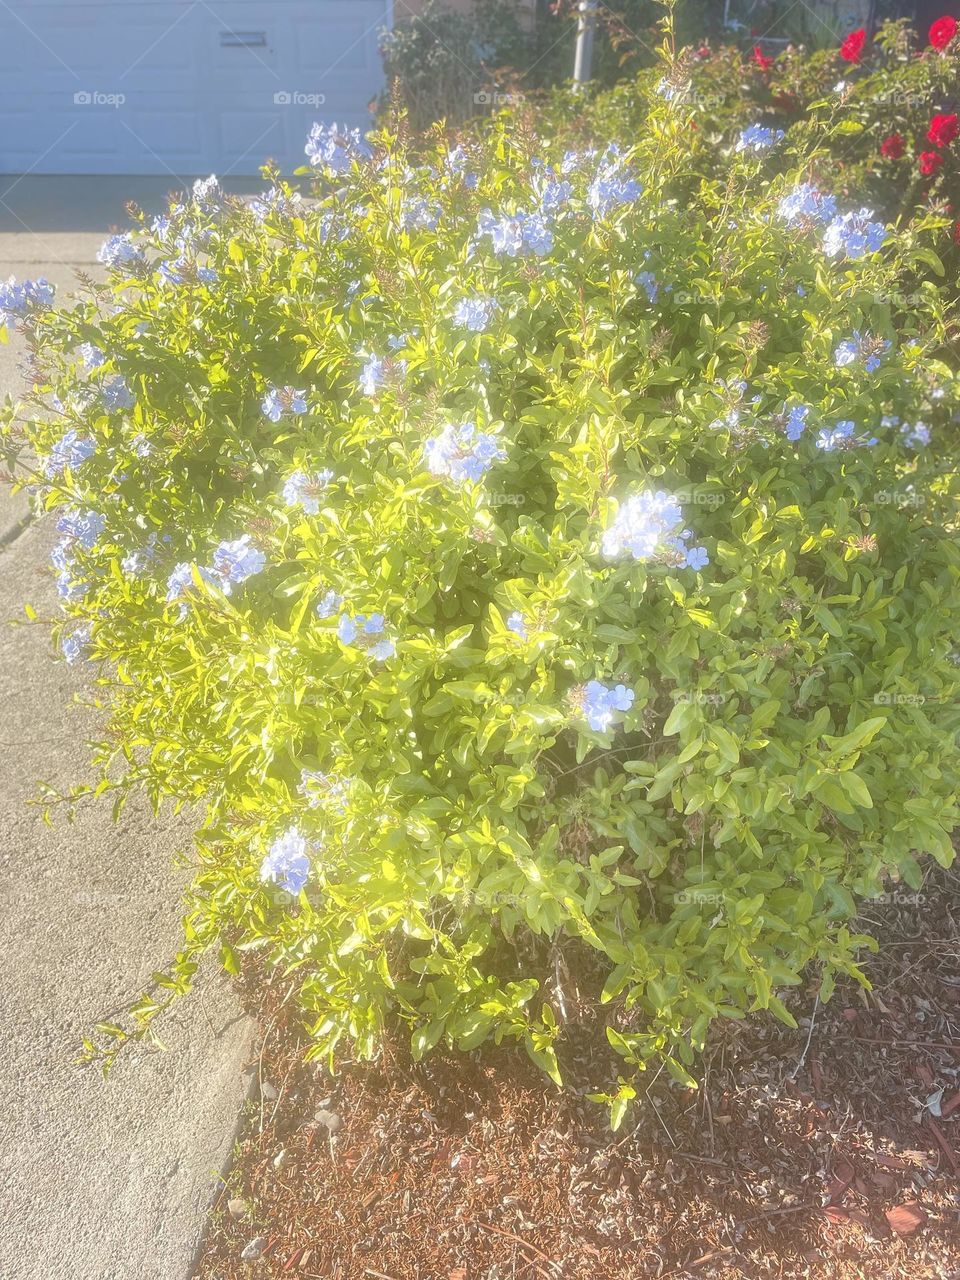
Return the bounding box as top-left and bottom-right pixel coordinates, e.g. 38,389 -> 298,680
196,865 -> 960,1280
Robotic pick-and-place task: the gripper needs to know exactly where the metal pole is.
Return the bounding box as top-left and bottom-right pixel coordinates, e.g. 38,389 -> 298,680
573,0 -> 599,90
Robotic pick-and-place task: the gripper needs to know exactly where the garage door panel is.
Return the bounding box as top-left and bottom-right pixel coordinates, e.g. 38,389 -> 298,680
0,1 -> 389,175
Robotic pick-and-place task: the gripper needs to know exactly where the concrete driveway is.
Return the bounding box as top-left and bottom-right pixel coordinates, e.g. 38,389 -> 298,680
0,178 -> 256,1280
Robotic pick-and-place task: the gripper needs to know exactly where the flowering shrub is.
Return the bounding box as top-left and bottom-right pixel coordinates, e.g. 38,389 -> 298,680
4,48 -> 960,1122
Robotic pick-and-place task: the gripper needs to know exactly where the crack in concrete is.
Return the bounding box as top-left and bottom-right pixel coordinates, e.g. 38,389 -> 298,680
0,511 -> 35,551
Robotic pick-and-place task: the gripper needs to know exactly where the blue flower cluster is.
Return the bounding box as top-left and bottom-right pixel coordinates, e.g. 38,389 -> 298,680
736,124 -> 785,153
260,826 -> 311,896
158,257 -> 218,287
777,183 -> 837,226
453,295 -> 496,332
586,147 -> 642,216
304,122 -> 373,173
45,429 -> 95,478
823,209 -> 887,261
833,331 -> 891,373
102,375 -> 135,411
282,469 -> 334,515
166,535 -> 266,609
424,422 -> 506,484
96,234 -> 145,272
0,275 -> 55,325
476,208 -> 554,257
580,680 -> 635,733
262,385 -> 308,422
359,354 -> 406,397
815,420 -> 878,451
61,622 -> 92,666
337,612 -> 395,661
602,490 -> 708,569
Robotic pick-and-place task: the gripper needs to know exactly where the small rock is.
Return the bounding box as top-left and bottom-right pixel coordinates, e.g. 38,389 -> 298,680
273,1148 -> 286,1169
260,1080 -> 279,1101
315,1108 -> 342,1134
240,1235 -> 268,1261
227,1197 -> 248,1219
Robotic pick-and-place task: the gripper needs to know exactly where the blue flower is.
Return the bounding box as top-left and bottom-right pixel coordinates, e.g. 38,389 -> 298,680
77,343 -> 106,370
337,612 -> 395,660
121,535 -> 159,578
61,623 -> 92,665
581,680 -> 635,732
358,354 -> 405,397
815,420 -> 877,451
587,152 -> 642,216
783,404 -> 810,442
316,589 -> 344,619
57,508 -> 106,550
424,422 -> 506,484
476,208 -> 554,257
102,375 -> 134,411
901,421 -> 931,447
262,385 -> 309,422
0,275 -> 55,325
45,429 -> 95,478
57,570 -> 89,603
636,270 -> 659,303
282,469 -> 333,515
210,536 -> 266,592
684,546 -> 710,570
453,295 -> 496,332
602,490 -> 685,562
304,122 -> 372,173
506,611 -> 528,639
250,186 -> 301,222
833,331 -> 890,371
823,209 -> 887,260
166,561 -> 217,605
158,257 -> 218,286
402,198 -> 441,231
96,234 -> 144,271
260,826 -> 311,897
777,183 -> 837,226
736,124 -> 785,152
192,174 -> 220,208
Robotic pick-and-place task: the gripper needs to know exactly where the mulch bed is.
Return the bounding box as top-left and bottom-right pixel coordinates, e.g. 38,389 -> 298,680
194,868 -> 960,1280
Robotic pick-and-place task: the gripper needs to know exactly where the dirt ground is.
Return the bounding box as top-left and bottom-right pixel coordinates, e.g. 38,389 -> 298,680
195,867 -> 960,1280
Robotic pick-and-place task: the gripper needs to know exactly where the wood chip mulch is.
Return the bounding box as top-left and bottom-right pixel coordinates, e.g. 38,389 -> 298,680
194,866 -> 960,1280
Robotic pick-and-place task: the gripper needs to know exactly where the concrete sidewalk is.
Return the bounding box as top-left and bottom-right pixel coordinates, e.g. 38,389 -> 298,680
0,188 -> 254,1280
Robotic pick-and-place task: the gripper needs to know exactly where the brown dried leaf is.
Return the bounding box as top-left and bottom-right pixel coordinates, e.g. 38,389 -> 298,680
885,1202 -> 927,1235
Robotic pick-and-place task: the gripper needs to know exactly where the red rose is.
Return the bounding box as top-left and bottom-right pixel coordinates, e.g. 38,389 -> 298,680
752,44 -> 774,71
919,150 -> 944,175
839,28 -> 866,62
880,132 -> 905,158
928,112 -> 959,146
929,15 -> 958,50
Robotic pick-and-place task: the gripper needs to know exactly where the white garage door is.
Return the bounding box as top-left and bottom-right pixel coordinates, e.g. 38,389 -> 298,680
0,1 -> 389,176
